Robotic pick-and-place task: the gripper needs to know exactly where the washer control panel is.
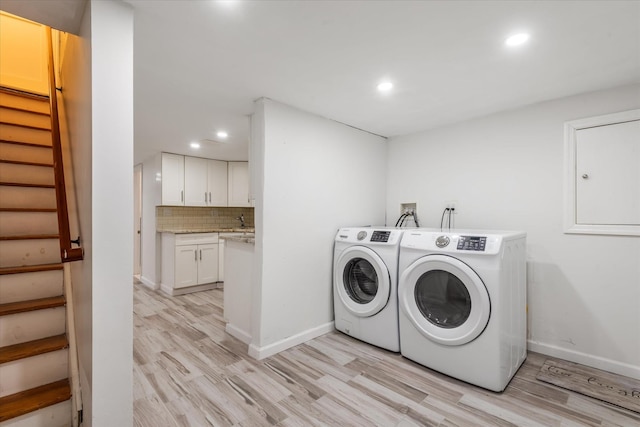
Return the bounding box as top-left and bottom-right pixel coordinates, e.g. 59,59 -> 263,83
457,235 -> 487,251
370,230 -> 391,242
336,228 -> 401,245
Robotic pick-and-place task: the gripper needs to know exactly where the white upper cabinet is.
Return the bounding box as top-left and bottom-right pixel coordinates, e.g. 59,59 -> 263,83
184,157 -> 228,206
159,153 -> 246,207
208,160 -> 228,206
184,156 -> 208,206
161,153 -> 184,205
228,161 -> 250,207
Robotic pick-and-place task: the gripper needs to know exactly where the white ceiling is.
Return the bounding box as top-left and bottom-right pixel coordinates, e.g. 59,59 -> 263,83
3,1 -> 640,164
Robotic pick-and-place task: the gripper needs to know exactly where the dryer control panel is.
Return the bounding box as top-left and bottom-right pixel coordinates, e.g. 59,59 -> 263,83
370,231 -> 391,242
457,236 -> 487,251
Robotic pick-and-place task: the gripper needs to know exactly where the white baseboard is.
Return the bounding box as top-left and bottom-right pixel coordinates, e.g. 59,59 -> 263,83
528,339 -> 640,380
225,323 -> 252,345
248,321 -> 335,360
160,282 -> 220,296
139,275 -> 159,290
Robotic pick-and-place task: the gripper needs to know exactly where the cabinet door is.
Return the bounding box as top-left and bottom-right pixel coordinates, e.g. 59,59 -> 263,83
207,160 -> 228,206
197,243 -> 219,284
175,244 -> 198,288
184,156 -> 208,206
228,161 -> 250,207
161,153 -> 184,205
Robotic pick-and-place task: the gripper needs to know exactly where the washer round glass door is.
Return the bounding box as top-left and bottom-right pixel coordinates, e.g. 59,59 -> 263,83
335,246 -> 390,317
399,254 -> 490,345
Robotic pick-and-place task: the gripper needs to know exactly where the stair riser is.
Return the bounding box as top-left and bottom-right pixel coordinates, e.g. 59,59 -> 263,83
0,399 -> 71,427
0,93 -> 49,115
0,270 -> 63,305
0,142 -> 53,165
0,212 -> 58,237
0,307 -> 65,347
0,239 -> 60,268
0,349 -> 68,398
0,163 -> 54,186
0,124 -> 51,146
0,108 -> 50,130
0,187 -> 56,210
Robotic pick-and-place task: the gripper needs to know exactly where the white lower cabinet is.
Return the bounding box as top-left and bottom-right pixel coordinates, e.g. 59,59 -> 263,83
161,233 -> 220,295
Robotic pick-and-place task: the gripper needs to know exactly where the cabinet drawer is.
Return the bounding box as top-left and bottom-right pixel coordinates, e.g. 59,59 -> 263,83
175,233 -> 219,245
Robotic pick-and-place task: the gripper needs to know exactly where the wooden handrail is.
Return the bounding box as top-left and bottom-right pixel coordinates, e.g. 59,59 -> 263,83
46,27 -> 83,262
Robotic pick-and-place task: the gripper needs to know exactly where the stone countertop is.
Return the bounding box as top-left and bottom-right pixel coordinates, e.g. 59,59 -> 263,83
160,228 -> 255,234
222,234 -> 255,244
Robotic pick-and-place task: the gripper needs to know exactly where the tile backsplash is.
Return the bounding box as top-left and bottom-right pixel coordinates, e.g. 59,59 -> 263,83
156,206 -> 255,231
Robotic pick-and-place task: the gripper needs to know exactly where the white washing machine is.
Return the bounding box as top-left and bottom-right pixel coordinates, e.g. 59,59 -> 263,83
398,229 -> 527,391
333,227 -> 403,352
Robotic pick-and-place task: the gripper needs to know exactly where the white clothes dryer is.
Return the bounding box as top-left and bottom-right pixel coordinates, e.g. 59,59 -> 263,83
333,227 -> 403,352
398,230 -> 527,391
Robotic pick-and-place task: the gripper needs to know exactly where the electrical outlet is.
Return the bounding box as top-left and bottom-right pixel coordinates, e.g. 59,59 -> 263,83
445,200 -> 458,212
401,203 -> 417,215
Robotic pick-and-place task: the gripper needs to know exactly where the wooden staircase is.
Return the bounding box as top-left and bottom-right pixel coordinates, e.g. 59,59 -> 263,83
0,88 -> 73,425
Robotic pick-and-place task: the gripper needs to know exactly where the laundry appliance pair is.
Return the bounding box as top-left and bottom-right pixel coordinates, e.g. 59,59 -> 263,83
333,227 -> 527,391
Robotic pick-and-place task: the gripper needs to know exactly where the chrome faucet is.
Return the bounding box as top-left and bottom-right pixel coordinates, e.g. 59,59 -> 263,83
236,214 -> 245,228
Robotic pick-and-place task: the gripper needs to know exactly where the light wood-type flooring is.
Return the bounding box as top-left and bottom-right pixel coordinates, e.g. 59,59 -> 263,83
133,284 -> 640,426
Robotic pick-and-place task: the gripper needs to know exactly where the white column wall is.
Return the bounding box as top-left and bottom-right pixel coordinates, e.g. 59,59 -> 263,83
89,1 -> 134,425
386,84 -> 640,379
250,99 -> 387,358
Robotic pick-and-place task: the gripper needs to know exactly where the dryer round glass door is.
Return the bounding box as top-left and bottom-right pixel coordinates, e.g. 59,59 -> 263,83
335,246 -> 391,317
399,254 -> 490,346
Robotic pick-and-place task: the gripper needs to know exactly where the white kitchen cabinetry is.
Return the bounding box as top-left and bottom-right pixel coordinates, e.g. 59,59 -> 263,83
208,159 -> 228,206
161,153 -> 185,205
184,157 -> 228,206
228,161 -> 250,207
161,233 -> 220,295
184,157 -> 208,206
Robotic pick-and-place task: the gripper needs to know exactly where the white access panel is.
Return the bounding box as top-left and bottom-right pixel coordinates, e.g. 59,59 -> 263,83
576,119 -> 640,225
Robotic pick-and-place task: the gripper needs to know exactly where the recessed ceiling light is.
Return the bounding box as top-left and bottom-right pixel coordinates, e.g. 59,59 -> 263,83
190,142 -> 201,149
377,81 -> 393,92
505,33 -> 530,47
216,131 -> 228,139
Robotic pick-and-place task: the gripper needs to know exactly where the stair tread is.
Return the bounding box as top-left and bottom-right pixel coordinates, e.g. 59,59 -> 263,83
0,234 -> 60,241
0,181 -> 55,188
0,296 -> 65,316
0,208 -> 57,213
0,121 -> 51,131
0,87 -> 49,102
0,379 -> 70,422
0,334 -> 68,364
0,139 -> 52,148
0,263 -> 63,275
0,159 -> 53,167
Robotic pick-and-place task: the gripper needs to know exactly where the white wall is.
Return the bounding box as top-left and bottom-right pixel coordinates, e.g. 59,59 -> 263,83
249,99 -> 387,359
89,1 -> 134,425
60,1 -> 134,425
386,84 -> 640,379
140,154 -> 161,289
